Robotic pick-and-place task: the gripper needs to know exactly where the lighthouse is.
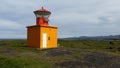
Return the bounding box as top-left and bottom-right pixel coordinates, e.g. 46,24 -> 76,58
27,7 -> 58,49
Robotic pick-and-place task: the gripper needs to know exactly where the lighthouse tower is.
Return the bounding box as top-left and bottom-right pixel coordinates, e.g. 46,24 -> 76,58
27,7 -> 58,49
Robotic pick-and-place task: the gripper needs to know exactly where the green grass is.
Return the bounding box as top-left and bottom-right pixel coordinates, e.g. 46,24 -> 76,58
59,40 -> 120,52
0,40 -> 52,68
0,56 -> 51,68
0,39 -> 120,68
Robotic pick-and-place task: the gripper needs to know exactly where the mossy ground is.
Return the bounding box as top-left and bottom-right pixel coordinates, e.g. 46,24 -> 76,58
0,40 -> 120,68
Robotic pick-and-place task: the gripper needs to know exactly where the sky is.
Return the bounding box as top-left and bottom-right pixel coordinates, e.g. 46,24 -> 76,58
0,0 -> 120,38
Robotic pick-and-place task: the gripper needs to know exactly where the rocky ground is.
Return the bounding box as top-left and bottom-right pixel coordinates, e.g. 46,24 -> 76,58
0,40 -> 120,68
46,48 -> 120,68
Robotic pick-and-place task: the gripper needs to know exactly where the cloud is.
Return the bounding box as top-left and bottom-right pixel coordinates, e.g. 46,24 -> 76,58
0,19 -> 25,38
0,0 -> 120,38
0,30 -> 26,39
0,19 -> 24,30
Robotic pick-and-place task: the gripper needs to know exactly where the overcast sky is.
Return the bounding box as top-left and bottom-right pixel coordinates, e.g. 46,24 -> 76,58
0,0 -> 120,38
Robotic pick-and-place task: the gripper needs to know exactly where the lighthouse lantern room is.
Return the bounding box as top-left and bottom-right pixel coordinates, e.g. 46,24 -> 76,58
27,7 -> 58,49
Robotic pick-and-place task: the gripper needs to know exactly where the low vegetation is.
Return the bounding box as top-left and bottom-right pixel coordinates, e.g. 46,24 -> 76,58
0,39 -> 120,68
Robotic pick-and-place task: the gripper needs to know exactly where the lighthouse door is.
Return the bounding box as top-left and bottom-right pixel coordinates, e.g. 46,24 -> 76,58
42,33 -> 47,48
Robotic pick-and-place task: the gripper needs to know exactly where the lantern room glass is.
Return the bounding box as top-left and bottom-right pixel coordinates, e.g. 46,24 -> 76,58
35,12 -> 50,18
34,12 -> 50,22
36,15 -> 42,18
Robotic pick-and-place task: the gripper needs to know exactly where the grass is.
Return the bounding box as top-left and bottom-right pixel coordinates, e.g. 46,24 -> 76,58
0,39 -> 120,68
59,40 -> 120,53
0,57 -> 51,68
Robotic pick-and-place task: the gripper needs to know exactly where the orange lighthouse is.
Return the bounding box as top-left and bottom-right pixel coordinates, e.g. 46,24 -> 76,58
27,7 -> 58,49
